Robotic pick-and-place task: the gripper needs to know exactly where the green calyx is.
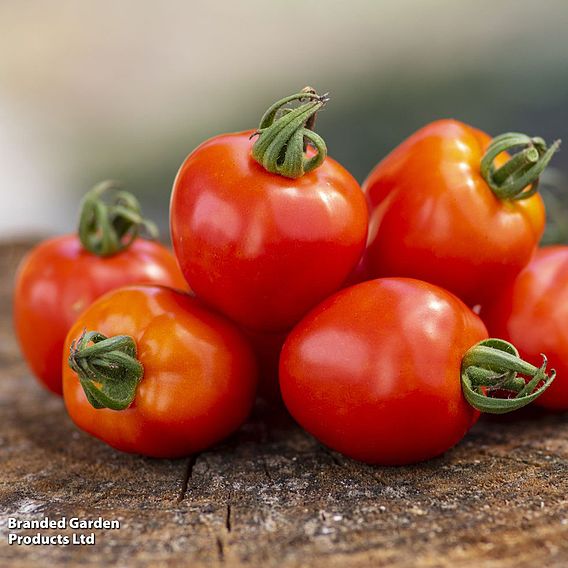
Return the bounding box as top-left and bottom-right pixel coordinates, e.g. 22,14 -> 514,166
480,132 -> 560,200
68,330 -> 144,411
78,180 -> 158,257
251,87 -> 329,179
461,338 -> 555,414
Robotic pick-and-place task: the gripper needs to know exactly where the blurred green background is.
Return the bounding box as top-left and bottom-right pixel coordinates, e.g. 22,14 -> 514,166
1,0 -> 567,240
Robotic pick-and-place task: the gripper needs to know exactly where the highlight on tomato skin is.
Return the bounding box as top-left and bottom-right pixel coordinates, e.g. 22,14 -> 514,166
13,183 -> 188,396
362,119 -> 559,308
170,89 -> 369,333
279,277 -> 555,466
480,245 -> 568,411
63,285 -> 258,458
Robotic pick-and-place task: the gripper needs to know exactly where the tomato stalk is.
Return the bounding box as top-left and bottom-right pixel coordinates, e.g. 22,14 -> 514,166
480,133 -> 560,200
461,338 -> 555,413
251,88 -> 329,178
68,330 -> 143,410
78,180 -> 158,256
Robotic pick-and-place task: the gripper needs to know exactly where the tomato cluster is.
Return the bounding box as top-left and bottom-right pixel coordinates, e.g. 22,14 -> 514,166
14,89 -> 562,464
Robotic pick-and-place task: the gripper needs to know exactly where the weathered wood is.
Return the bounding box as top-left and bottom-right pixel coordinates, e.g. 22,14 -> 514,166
1,241 -> 568,567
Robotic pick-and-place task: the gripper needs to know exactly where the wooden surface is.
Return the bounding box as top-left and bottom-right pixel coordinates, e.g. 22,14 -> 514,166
1,241 -> 568,568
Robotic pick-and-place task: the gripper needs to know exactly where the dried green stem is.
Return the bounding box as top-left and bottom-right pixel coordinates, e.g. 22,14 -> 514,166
461,338 -> 555,414
78,180 -> 158,256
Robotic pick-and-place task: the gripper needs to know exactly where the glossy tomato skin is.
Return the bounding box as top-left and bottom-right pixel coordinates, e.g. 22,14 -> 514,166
63,285 -> 257,458
171,131 -> 368,332
363,120 -> 545,306
14,235 -> 187,395
280,278 -> 487,465
481,246 -> 568,410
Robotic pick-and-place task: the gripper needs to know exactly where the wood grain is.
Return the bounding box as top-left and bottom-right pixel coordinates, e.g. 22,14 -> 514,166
1,241 -> 567,567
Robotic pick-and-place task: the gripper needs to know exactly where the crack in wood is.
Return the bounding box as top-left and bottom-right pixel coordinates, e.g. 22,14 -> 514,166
177,453 -> 199,502
225,502 -> 232,532
215,536 -> 225,563
210,500 -> 232,563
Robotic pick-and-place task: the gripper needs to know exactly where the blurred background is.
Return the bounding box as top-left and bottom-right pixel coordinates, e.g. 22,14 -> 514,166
1,0 -> 567,240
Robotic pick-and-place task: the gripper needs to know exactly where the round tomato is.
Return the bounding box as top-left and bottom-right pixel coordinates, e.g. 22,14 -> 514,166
170,90 -> 368,332
280,278 -> 554,465
14,183 -> 187,395
63,285 -> 257,457
481,246 -> 568,410
363,120 -> 559,306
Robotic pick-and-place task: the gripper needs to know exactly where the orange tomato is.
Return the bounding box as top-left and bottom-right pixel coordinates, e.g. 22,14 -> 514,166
63,285 -> 258,457
363,120 -> 557,306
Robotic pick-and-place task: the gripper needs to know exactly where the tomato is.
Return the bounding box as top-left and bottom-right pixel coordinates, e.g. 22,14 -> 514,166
481,246 -> 568,410
14,183 -> 187,395
171,90 -> 368,332
63,285 -> 257,458
363,120 -> 559,306
279,278 -> 554,465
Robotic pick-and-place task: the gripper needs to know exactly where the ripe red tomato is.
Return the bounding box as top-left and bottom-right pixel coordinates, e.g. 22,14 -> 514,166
280,278 -> 488,465
363,120 -> 558,306
481,246 -> 568,410
14,183 -> 187,395
63,285 -> 257,458
171,90 -> 368,332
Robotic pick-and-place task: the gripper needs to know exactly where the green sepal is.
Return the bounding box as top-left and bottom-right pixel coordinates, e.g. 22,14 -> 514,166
480,133 -> 560,200
461,338 -> 555,414
68,330 -> 144,411
251,89 -> 329,179
78,180 -> 159,257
